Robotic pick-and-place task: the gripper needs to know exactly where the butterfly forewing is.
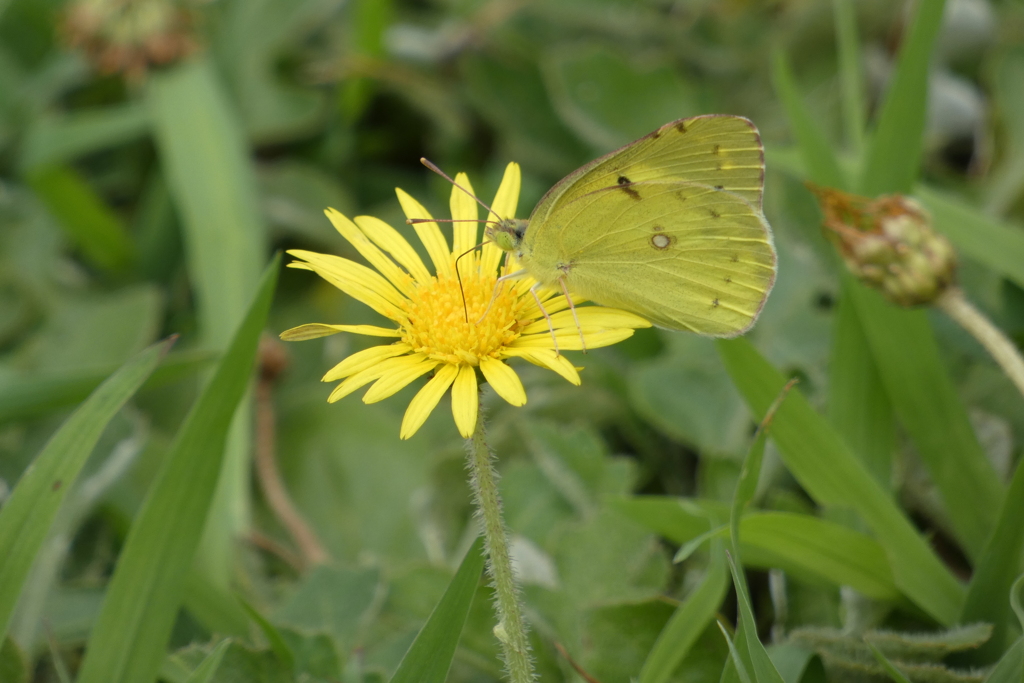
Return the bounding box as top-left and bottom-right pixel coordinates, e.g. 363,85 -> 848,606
529,115 -> 765,228
526,181 -> 776,336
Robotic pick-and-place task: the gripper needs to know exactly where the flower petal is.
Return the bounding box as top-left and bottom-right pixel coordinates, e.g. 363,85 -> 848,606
450,172 -> 479,257
327,353 -> 426,401
400,364 -> 459,440
500,347 -> 580,385
281,323 -> 401,341
288,250 -> 408,322
481,163 -> 520,275
479,356 -> 526,406
512,328 -> 636,350
363,357 -> 440,404
354,215 -> 433,284
323,343 -> 412,381
325,208 -> 414,295
396,188 -> 452,278
451,364 -> 478,437
520,307 -> 652,335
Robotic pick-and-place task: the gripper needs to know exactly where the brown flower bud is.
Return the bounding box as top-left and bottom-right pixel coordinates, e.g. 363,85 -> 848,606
811,186 -> 957,307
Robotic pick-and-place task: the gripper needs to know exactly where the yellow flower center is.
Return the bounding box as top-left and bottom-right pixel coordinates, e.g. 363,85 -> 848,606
402,262 -> 525,365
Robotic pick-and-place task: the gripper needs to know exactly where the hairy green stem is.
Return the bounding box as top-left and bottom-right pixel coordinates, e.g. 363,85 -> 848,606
936,287 -> 1024,401
466,414 -> 534,682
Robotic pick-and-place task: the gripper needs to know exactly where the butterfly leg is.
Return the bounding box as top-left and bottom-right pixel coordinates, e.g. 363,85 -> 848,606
529,282 -> 561,356
557,276 -> 586,354
476,269 -> 527,324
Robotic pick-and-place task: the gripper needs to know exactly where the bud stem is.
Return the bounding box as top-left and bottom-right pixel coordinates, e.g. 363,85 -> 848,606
936,288 -> 1024,401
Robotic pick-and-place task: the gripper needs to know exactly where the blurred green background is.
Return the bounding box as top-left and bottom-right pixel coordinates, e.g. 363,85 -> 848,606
2,0 -> 1024,681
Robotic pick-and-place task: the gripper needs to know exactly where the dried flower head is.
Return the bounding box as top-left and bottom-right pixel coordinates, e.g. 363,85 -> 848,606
812,186 -> 957,306
63,0 -> 196,79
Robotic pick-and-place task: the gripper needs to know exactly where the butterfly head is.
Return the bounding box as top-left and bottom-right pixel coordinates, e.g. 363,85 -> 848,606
486,218 -> 528,256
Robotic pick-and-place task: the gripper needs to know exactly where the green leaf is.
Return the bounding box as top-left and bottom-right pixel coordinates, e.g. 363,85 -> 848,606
639,545 -> 729,683
717,337 -> 964,625
859,0 -> 947,195
916,184 -> 1024,291
771,49 -> 847,190
183,640 -> 232,683
273,565 -> 381,650
960,457 -> 1024,662
26,164 -> 135,273
0,349 -> 216,424
19,102 -> 149,170
845,282 -> 1003,560
390,536 -> 485,683
75,256 -> 279,683
0,339 -> 169,641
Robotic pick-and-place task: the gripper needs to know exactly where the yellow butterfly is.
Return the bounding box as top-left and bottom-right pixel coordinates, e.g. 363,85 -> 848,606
483,115 -> 776,338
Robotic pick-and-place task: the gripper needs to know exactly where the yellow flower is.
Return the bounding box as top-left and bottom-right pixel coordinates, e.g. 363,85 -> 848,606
280,163 -> 651,439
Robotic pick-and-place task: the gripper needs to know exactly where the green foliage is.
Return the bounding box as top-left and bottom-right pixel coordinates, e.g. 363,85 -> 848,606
2,0 -> 1024,681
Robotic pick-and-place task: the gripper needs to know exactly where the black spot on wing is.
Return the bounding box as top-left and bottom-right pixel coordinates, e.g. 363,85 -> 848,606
675,121 -> 687,133
617,175 -> 641,200
709,209 -> 720,218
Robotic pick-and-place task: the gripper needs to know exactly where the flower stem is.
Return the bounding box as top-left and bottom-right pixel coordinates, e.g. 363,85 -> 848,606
465,413 -> 535,683
936,287 -> 1024,400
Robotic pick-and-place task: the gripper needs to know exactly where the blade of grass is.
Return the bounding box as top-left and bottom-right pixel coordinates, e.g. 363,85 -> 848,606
390,536 -> 485,683
772,45 -> 894,486
148,56 -> 266,589
959,457 -> 1024,662
832,0 -> 866,155
915,184 -> 1024,291
828,294 -> 894,487
26,164 -> 135,274
183,640 -> 231,683
0,339 -> 169,642
75,256 -> 279,683
19,103 -> 149,171
984,637 -> 1024,683
717,337 -> 964,625
859,0 -> 947,195
868,643 -> 913,683
846,282 -> 1003,560
0,349 -> 216,424
719,620 -> 754,683
614,497 -> 900,601
728,553 -> 787,683
771,50 -> 847,190
640,543 -> 728,683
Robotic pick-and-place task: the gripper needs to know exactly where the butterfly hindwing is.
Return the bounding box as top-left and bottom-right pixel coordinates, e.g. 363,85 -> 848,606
524,181 -> 776,336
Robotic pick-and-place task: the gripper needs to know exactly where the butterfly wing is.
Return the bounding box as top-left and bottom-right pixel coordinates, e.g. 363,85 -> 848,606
528,115 -> 765,231
525,181 -> 776,336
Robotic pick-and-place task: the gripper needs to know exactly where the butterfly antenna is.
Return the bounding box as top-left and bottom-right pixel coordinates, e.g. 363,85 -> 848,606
453,242 -> 489,323
420,158 -> 498,216
406,218 -> 500,225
